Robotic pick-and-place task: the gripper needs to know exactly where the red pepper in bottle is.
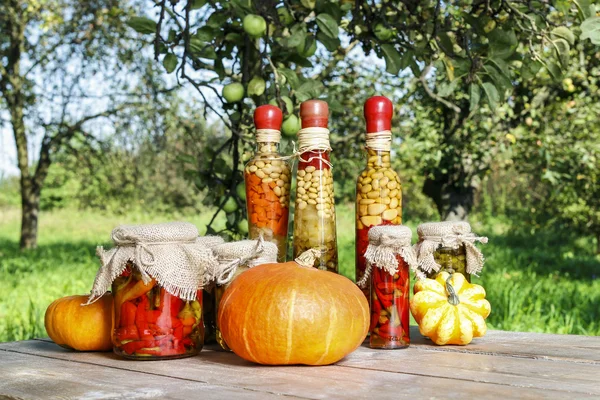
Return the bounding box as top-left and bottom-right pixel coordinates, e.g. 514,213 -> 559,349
356,96 -> 402,301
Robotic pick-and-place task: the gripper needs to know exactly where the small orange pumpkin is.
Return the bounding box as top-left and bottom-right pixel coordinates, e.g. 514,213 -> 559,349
217,252 -> 369,365
45,293 -> 113,351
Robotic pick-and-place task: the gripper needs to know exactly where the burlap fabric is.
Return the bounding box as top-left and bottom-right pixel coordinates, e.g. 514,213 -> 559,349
196,235 -> 225,248
414,221 -> 488,278
357,225 -> 418,287
88,222 -> 219,303
212,237 -> 278,285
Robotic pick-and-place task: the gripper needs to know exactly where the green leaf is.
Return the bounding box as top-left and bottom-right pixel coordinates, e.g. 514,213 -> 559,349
551,26 -> 575,45
380,44 -> 402,75
577,0 -> 596,20
278,68 -> 300,89
552,38 -> 570,68
295,80 -> 324,102
206,12 -> 228,28
488,28 -> 517,59
194,26 -> 215,42
437,79 -> 459,98
485,59 -> 513,95
316,31 -> 340,51
282,24 -> 307,48
553,0 -> 570,14
191,0 -> 207,10
520,60 -> 543,80
316,14 -> 339,39
481,82 -> 499,111
469,83 -> 480,112
546,61 -> 563,81
580,16 -> 600,45
126,17 -> 157,35
162,54 -> 178,73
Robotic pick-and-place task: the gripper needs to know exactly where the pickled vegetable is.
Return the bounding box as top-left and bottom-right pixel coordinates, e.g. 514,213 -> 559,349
370,255 -> 410,349
112,264 -> 203,359
429,246 -> 470,282
356,148 -> 402,299
293,154 -> 338,272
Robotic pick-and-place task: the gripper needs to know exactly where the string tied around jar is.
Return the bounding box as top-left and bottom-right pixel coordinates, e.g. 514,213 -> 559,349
255,128 -> 281,144
296,127 -> 333,168
357,225 -> 419,288
365,130 -> 392,152
88,222 -> 219,304
213,236 -> 279,285
414,221 -> 488,278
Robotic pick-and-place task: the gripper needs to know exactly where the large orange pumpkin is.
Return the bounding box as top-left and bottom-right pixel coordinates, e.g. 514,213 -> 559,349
45,293 -> 113,351
217,253 -> 369,365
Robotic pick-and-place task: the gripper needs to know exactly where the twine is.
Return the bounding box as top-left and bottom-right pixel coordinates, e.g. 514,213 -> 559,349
213,236 -> 279,285
297,127 -> 333,168
88,222 -> 218,304
365,130 -> 392,152
415,221 -> 488,278
256,128 -> 281,144
357,226 -> 419,288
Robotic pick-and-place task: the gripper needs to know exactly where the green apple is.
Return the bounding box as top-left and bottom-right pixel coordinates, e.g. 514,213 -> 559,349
236,182 -> 246,201
222,197 -> 238,213
281,115 -> 301,137
237,219 -> 249,235
222,82 -> 244,103
373,23 -> 393,41
269,96 -> 294,115
247,76 -> 266,96
277,7 -> 294,26
243,14 -> 267,38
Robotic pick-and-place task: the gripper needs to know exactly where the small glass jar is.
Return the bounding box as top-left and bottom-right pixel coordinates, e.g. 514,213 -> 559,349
415,221 -> 488,282
365,225 -> 413,349
292,100 -> 338,272
356,96 -> 402,300
112,263 -> 203,360
245,105 -> 291,262
212,240 -> 278,351
431,245 -> 469,282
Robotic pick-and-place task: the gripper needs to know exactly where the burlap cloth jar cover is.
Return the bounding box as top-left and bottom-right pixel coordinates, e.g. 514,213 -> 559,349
358,225 -> 418,286
414,221 -> 488,279
212,238 -> 279,285
88,222 -> 219,303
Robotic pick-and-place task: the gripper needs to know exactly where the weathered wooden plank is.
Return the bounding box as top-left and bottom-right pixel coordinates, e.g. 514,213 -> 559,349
409,327 -> 600,363
1,340 -> 597,399
0,350 -> 289,399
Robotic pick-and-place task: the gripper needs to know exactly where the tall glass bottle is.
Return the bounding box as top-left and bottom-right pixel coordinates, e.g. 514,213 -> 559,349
244,105 -> 291,262
292,100 -> 338,272
356,96 -> 402,300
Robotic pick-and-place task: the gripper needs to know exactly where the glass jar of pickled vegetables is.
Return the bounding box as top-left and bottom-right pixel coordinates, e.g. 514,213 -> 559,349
358,225 -> 416,349
356,96 -> 402,300
112,264 -> 204,359
212,240 -> 278,351
414,221 -> 489,282
196,236 -> 225,345
89,222 -> 218,360
244,105 -> 291,262
292,100 -> 338,272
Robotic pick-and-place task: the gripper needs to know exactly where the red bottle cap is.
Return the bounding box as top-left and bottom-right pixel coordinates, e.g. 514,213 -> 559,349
254,105 -> 283,130
364,96 -> 393,133
300,100 -> 329,128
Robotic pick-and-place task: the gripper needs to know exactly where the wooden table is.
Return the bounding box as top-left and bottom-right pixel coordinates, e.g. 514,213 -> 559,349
1,327 -> 599,399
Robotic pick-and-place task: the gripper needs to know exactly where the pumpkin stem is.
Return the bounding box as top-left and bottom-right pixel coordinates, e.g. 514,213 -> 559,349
446,274 -> 460,306
294,249 -> 321,268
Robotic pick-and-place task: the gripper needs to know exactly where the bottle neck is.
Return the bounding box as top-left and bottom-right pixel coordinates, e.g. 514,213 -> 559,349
255,141 -> 280,155
366,148 -> 391,169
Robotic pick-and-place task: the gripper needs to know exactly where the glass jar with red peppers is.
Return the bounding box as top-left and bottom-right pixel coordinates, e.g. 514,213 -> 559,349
244,105 -> 291,262
361,225 -> 416,349
292,100 -> 338,272
212,240 -> 278,351
112,263 -> 204,360
356,96 -> 402,300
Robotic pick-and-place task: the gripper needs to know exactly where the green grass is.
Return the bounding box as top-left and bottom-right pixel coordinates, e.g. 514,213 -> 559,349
1,206 -> 599,342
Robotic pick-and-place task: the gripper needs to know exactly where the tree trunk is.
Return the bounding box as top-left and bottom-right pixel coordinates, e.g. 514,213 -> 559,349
423,177 -> 476,221
20,186 -> 40,249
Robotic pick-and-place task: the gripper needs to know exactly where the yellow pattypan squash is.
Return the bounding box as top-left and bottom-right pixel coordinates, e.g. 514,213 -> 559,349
410,272 -> 491,345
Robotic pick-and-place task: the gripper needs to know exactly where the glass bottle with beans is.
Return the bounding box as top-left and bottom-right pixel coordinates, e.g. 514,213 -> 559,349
244,105 -> 291,262
292,100 -> 338,272
356,96 -> 402,300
